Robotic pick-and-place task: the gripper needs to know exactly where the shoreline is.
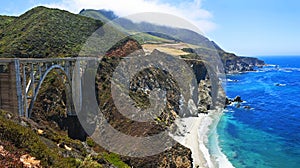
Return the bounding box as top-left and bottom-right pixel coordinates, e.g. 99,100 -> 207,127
172,109 -> 234,168
208,110 -> 235,168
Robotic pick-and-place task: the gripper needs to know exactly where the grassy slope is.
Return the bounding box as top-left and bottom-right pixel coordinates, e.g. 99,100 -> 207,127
0,109 -> 130,167
0,6 -> 103,58
0,15 -> 16,32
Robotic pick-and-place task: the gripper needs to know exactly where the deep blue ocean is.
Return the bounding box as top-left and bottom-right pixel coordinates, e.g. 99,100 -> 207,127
217,56 -> 300,168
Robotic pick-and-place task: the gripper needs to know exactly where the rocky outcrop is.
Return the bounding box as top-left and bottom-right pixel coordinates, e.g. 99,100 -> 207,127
239,56 -> 265,67
197,79 -> 213,113
211,42 -> 265,73
105,38 -> 144,57
221,52 -> 265,73
224,57 -> 264,73
225,59 -> 255,72
226,96 -> 243,105
181,45 -> 265,74
225,96 -> 252,109
233,96 -> 243,103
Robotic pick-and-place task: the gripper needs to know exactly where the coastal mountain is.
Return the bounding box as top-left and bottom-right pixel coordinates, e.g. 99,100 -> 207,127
80,9 -> 265,73
0,6 -> 264,167
79,9 -> 212,45
0,6 -> 102,58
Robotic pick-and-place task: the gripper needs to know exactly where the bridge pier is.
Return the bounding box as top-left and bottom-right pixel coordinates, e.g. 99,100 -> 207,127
0,59 -> 22,115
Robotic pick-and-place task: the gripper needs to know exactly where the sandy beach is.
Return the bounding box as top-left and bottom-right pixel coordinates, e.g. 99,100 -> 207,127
172,109 -> 234,168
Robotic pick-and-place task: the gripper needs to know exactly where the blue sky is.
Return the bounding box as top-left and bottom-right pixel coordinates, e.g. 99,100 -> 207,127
0,0 -> 299,56
204,0 -> 300,56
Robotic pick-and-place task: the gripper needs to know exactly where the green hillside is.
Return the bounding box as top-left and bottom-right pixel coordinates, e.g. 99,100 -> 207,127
0,6 -> 103,58
0,15 -> 16,32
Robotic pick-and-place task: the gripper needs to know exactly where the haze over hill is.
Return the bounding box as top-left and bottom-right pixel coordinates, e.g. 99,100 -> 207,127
79,9 -> 265,73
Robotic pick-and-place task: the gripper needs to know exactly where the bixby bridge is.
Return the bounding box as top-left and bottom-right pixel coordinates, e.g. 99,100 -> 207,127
0,58 -> 88,118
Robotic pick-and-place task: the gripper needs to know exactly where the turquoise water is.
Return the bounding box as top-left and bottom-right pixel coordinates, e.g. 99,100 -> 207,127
216,56 -> 300,168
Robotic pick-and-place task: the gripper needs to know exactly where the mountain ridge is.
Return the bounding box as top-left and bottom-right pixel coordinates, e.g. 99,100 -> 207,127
79,9 -> 265,73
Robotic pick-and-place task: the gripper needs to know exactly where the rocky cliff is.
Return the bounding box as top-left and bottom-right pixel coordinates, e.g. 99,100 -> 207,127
213,42 -> 265,73
94,38 -> 216,167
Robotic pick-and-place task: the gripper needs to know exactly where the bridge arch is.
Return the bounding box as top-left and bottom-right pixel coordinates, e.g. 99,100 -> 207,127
27,65 -> 73,118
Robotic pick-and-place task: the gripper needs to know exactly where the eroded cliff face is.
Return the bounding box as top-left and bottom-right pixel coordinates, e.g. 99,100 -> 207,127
94,38 -> 215,167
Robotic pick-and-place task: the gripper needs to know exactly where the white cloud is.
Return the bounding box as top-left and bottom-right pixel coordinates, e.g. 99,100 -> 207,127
41,0 -> 216,34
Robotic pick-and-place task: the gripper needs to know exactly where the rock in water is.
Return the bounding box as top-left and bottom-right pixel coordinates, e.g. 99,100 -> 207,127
225,97 -> 232,105
244,106 -> 251,109
233,96 -> 243,103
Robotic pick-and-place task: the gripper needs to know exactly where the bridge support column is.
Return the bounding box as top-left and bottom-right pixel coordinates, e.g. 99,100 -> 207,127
0,60 -> 23,116
14,59 -> 24,116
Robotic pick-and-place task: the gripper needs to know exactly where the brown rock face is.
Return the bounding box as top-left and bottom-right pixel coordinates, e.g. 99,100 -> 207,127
96,39 -> 194,167
105,38 -> 144,58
